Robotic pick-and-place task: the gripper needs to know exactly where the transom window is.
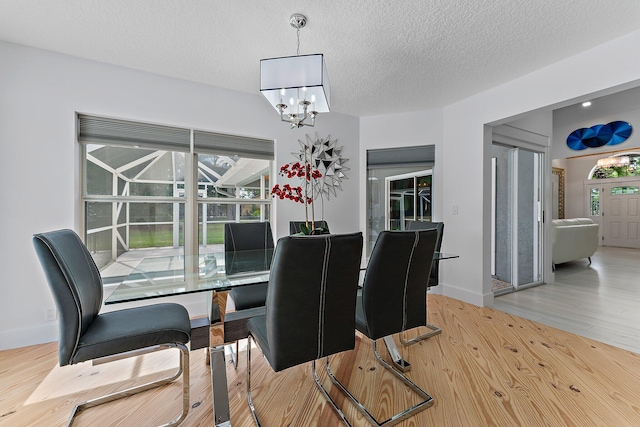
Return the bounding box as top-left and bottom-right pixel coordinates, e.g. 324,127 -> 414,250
611,186 -> 639,195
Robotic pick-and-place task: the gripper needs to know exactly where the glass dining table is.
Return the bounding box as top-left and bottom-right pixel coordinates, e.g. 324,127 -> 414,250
106,249 -> 272,427
105,248 -> 457,427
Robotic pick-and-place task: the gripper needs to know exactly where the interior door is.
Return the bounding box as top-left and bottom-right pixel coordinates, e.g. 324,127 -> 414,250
602,183 -> 640,248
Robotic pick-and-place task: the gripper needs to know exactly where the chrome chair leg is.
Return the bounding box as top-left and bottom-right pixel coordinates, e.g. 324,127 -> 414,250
399,323 -> 442,346
247,335 -> 352,426
67,343 -> 190,427
312,359 -> 352,427
326,340 -> 434,427
247,335 -> 261,426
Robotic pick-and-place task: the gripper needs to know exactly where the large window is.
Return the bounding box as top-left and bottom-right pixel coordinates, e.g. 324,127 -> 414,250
79,115 -> 273,281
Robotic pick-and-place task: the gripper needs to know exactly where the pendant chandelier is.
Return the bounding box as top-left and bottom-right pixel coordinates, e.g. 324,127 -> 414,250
260,14 -> 330,129
597,155 -> 630,168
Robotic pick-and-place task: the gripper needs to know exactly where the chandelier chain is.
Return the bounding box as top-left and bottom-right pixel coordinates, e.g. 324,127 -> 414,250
296,28 -> 300,56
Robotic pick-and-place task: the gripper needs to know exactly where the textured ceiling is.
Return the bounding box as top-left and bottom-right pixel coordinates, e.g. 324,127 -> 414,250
1,1 -> 640,117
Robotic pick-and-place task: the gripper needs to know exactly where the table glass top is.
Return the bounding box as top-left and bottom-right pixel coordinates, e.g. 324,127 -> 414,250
105,249 -> 457,305
105,249 -> 274,305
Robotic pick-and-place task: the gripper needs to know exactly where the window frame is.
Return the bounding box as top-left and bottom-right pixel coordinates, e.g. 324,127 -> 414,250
78,114 -> 274,282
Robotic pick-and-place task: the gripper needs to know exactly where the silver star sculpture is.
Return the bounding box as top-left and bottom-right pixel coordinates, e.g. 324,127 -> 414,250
292,133 -> 350,200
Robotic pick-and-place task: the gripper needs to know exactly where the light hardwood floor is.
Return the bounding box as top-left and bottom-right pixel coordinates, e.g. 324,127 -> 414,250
3,294 -> 640,426
494,246 -> 640,354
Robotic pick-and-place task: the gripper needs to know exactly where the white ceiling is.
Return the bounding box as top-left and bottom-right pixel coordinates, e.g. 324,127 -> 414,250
1,1 -> 640,117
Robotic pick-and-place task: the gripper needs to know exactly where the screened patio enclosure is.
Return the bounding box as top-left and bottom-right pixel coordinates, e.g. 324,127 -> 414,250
82,142 -> 272,280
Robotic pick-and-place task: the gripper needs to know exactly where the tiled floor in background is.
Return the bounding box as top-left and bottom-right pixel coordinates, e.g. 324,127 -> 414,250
491,277 -> 512,292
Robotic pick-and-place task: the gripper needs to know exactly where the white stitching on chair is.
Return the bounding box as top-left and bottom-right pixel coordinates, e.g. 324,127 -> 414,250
402,232 -> 420,332
317,236 -> 331,359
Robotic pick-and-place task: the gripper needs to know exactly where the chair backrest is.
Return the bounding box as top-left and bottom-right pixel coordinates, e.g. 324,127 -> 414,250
361,229 -> 438,340
289,220 -> 329,235
407,221 -> 444,287
224,222 -> 274,252
32,229 -> 103,366
265,232 -> 363,372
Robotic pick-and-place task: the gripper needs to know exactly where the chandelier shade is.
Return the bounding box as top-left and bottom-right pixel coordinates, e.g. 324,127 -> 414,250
260,53 -> 331,114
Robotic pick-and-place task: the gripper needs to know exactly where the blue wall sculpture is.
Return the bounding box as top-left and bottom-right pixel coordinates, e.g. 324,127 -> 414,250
566,121 -> 632,150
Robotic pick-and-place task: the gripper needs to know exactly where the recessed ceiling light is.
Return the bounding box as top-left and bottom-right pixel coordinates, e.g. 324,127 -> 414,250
582,101 -> 592,107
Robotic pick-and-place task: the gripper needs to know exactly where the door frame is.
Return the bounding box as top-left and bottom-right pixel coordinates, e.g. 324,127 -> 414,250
492,124 -> 551,293
583,176 -> 640,248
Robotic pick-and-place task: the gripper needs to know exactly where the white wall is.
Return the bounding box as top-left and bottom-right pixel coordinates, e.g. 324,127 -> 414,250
439,29 -> 640,307
553,105 -> 640,219
359,109 -> 445,220
0,41 -> 360,350
552,109 -> 640,161
359,30 -> 640,309
4,28 -> 640,350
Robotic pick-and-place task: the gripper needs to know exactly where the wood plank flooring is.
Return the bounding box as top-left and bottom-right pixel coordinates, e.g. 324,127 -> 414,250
3,294 -> 640,426
494,246 -> 640,354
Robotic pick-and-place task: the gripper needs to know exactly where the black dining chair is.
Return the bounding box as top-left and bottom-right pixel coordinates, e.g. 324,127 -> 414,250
246,232 -> 363,426
326,229 -> 439,426
401,220 -> 445,343
289,220 -> 330,235
224,222 -> 274,366
32,229 -> 191,426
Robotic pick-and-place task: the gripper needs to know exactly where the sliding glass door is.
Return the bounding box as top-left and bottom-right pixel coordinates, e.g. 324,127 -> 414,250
366,145 -> 435,255
492,145 -> 544,293
385,170 -> 432,230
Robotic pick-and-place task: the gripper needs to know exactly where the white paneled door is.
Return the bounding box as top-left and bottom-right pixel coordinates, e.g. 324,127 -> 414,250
602,182 -> 640,248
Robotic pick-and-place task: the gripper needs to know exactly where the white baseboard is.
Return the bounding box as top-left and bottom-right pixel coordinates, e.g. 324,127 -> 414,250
0,322 -> 58,351
440,283 -> 494,307
1,293 -> 209,351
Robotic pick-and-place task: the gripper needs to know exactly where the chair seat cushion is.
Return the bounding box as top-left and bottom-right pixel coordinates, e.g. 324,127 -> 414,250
72,303 -> 191,364
230,282 -> 268,310
246,315 -> 273,368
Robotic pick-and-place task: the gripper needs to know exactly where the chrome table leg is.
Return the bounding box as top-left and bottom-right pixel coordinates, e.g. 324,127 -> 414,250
210,344 -> 231,427
209,290 -> 232,427
382,335 -> 411,372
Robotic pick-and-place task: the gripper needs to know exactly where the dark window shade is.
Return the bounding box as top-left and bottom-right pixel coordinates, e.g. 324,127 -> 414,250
194,130 -> 274,160
78,114 -> 191,152
367,145 -> 435,169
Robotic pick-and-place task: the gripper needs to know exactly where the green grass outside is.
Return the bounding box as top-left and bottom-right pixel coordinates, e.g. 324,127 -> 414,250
129,223 -> 225,248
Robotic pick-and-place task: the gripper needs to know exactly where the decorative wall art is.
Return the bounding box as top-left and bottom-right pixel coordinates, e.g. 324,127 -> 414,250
293,133 -> 349,200
271,133 -> 349,232
566,121 -> 632,150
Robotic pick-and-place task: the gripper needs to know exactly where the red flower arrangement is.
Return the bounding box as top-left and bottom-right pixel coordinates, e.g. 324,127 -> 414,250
271,161 -> 324,234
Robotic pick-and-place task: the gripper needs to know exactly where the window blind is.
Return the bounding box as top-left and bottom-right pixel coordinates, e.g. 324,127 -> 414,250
77,114 -> 191,152
194,130 -> 274,160
367,145 -> 435,169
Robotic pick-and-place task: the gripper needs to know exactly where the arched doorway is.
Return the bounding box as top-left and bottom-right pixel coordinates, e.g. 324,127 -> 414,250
585,152 -> 640,248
